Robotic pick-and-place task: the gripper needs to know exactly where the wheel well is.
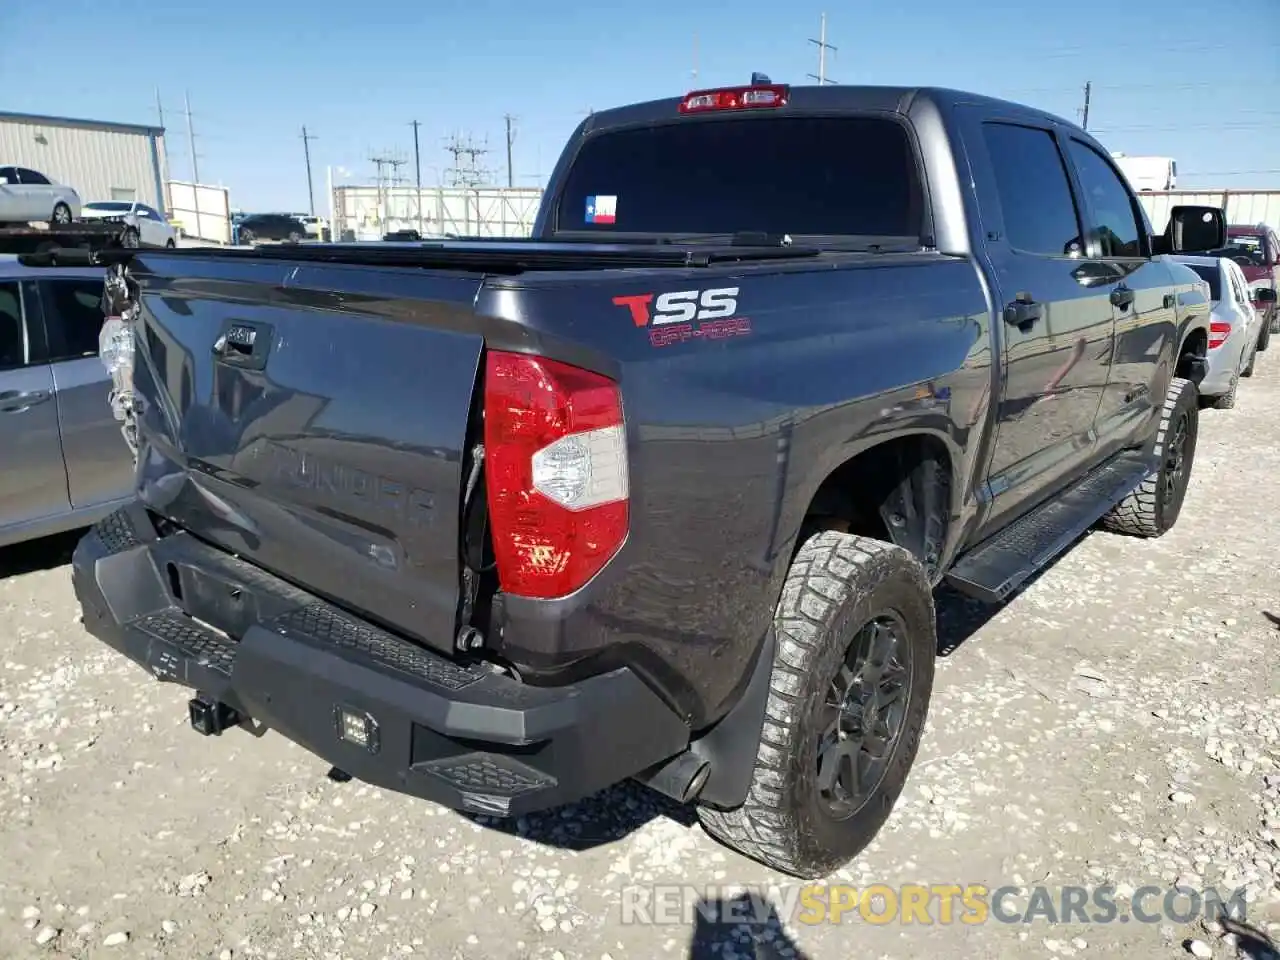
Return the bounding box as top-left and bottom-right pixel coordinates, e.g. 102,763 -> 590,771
799,434 -> 952,579
1177,327 -> 1207,379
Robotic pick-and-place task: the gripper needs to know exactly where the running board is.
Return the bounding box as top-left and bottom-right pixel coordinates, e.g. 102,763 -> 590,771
945,450 -> 1154,603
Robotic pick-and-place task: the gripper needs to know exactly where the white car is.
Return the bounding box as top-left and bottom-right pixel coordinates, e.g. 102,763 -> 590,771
1174,255 -> 1263,409
0,165 -> 81,225
78,201 -> 176,248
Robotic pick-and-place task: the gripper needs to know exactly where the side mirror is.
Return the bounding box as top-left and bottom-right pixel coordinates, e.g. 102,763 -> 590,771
1256,287 -> 1278,304
1161,205 -> 1227,255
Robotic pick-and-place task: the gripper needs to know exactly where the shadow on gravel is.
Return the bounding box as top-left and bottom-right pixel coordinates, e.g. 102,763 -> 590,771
460,780 -> 698,851
687,893 -> 812,960
934,583 -> 1002,657
0,529 -> 84,580
1263,611 -> 1280,632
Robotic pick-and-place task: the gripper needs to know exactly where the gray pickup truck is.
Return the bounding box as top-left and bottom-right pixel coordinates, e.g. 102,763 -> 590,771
37,81 -> 1221,879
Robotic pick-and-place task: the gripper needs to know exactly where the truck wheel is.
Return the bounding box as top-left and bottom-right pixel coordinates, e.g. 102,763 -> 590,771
1099,376 -> 1198,539
696,532 -> 935,878
1258,321 -> 1271,352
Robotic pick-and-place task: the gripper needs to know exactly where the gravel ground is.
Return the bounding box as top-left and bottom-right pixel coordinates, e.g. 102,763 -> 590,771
2,359 -> 1279,960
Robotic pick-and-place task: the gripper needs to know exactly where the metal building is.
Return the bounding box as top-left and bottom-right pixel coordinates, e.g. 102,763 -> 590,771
0,111 -> 167,213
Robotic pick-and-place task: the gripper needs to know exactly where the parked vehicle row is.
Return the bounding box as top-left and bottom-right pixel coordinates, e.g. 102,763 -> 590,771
2,78 -> 1274,884
1,164 -> 177,249
1174,251 -> 1275,409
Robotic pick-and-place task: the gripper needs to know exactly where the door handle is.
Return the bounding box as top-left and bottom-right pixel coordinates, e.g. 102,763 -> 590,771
1003,296 -> 1043,332
0,389 -> 52,413
212,320 -> 273,371
1110,286 -> 1136,310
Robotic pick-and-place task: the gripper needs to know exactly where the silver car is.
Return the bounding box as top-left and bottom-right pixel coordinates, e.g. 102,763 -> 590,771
0,256 -> 134,548
1173,254 -> 1263,410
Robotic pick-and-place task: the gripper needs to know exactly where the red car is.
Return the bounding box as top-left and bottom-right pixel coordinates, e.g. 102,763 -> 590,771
1212,224 -> 1279,346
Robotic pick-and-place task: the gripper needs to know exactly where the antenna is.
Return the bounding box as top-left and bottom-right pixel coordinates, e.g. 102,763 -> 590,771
807,13 -> 837,85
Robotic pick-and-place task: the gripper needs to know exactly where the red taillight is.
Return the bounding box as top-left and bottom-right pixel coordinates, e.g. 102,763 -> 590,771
1208,320 -> 1231,349
678,84 -> 789,114
483,351 -> 629,600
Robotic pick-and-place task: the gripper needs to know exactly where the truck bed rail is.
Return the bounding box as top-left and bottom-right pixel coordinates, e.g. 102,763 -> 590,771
18,237 -> 824,272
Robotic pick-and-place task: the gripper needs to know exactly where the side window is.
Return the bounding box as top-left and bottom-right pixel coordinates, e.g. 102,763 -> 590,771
39,279 -> 104,362
18,168 -> 51,185
1064,140 -> 1144,258
0,282 -> 27,371
0,167 -> 15,184
981,123 -> 1083,258
1233,267 -> 1251,307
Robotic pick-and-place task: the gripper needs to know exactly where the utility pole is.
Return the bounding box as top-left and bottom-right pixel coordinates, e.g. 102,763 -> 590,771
410,120 -> 423,234
301,126 -> 318,216
183,91 -> 202,241
155,89 -> 169,192
1081,81 -> 1092,131
184,91 -> 200,183
504,115 -> 516,188
807,13 -> 837,85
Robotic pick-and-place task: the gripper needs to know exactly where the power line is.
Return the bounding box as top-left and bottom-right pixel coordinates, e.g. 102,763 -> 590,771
300,125 -> 318,216
807,13 -> 836,85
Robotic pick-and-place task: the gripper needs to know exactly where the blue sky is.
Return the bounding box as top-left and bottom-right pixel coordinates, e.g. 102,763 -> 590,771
3,0 -> 1277,212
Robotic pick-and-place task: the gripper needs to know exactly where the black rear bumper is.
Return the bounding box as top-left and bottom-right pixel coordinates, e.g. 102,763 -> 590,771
72,503 -> 690,816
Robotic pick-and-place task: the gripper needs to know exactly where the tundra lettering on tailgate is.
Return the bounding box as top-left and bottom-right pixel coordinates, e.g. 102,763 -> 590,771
259,440 -> 436,528
612,287 -> 753,348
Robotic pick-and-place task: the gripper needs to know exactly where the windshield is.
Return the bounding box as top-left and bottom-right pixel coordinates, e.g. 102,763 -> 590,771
553,115 -> 925,242
1187,264 -> 1222,301
1208,234 -> 1266,266
84,202 -> 133,212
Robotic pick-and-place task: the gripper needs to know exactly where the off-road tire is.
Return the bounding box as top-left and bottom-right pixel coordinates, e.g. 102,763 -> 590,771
1257,321 -> 1271,353
1242,344 -> 1256,378
1099,376 -> 1198,538
696,532 -> 935,878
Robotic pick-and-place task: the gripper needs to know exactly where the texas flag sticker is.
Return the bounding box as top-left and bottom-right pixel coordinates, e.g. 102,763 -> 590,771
585,195 -> 617,224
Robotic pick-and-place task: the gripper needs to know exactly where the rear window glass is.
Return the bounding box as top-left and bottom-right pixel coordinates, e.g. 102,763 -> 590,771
1187,264 -> 1222,301
554,116 -> 925,239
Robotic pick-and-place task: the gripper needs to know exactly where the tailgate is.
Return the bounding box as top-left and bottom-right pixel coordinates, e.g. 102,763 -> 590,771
128,257 -> 484,653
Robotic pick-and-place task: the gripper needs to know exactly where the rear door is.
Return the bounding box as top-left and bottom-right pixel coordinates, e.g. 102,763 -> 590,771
0,278 -> 70,534
960,113 -> 1116,535
1060,137 -> 1176,459
32,274 -> 136,510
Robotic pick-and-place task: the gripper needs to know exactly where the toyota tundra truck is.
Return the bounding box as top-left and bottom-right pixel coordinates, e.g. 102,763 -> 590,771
39,81 -> 1221,879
